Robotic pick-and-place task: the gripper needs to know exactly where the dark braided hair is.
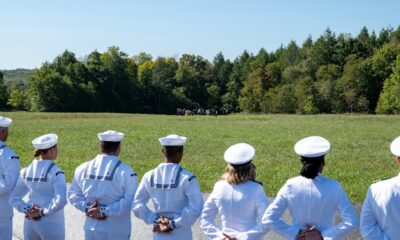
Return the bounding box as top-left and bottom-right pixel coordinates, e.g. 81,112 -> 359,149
300,155 -> 325,179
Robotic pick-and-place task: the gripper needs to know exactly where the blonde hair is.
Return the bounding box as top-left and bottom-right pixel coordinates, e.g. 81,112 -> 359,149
221,162 -> 256,184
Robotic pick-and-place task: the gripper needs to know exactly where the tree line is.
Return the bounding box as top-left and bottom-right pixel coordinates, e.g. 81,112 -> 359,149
1,26 -> 400,114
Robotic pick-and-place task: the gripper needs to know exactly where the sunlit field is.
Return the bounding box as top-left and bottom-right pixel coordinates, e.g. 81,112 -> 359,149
2,112 -> 400,202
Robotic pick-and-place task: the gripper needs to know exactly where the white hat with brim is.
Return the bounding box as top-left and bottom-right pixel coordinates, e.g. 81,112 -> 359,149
159,134 -> 187,146
0,116 -> 12,128
98,130 -> 124,142
224,143 -> 255,165
294,136 -> 330,158
390,136 -> 400,156
32,134 -> 58,150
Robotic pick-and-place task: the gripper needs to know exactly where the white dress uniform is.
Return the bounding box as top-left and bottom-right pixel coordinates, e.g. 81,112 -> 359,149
360,175 -> 400,239
68,130 -> 138,240
132,134 -> 204,240
0,139 -> 20,240
360,136 -> 400,239
262,136 -> 359,240
133,163 -> 203,240
9,134 -> 67,240
263,174 -> 358,240
201,180 -> 268,240
200,143 -> 269,240
10,160 -> 67,240
0,116 -> 20,240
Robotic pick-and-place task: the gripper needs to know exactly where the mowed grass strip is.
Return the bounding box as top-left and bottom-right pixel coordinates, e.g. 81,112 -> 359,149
2,112 -> 400,202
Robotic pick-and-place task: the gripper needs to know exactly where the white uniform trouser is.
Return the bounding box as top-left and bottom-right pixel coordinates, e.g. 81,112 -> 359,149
153,227 -> 192,240
0,217 -> 12,240
23,215 -> 65,240
84,230 -> 130,240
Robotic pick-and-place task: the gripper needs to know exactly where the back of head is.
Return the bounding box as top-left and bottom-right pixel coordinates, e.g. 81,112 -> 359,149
222,143 -> 256,184
295,136 -> 330,179
159,134 -> 186,163
0,116 -> 12,142
162,146 -> 183,163
32,133 -> 58,159
0,127 -> 7,141
100,141 -> 120,154
300,156 -> 325,179
222,162 -> 256,184
97,130 -> 124,155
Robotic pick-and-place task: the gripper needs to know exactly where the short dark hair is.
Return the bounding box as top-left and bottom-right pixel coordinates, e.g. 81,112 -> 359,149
300,155 -> 325,179
100,141 -> 120,154
163,146 -> 183,158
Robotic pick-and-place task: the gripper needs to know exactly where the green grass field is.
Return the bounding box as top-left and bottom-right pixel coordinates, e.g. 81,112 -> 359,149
2,112 -> 400,202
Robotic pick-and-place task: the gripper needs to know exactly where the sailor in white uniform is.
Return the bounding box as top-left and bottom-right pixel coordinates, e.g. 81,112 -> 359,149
132,134 -> 204,240
9,133 -> 67,240
68,130 -> 138,240
200,143 -> 269,240
360,136 -> 400,239
0,116 -> 20,240
262,136 -> 359,240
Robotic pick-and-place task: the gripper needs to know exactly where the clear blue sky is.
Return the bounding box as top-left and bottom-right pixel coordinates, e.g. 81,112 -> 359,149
1,0 -> 400,69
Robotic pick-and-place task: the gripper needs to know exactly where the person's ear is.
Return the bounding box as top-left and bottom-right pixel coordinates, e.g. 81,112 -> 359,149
161,147 -> 165,155
396,156 -> 400,165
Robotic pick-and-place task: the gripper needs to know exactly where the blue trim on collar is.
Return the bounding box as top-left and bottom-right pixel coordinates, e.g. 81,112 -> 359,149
24,162 -> 55,182
150,166 -> 183,189
84,160 -> 122,181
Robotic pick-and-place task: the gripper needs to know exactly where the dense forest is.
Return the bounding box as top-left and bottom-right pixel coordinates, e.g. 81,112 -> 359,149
1,26 -> 400,114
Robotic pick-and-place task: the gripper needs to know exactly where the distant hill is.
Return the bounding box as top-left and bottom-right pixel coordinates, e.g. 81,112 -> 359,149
2,68 -> 34,89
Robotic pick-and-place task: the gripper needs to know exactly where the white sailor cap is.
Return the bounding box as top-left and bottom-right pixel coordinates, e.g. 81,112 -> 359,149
32,134 -> 58,150
0,116 -> 12,128
224,143 -> 255,165
159,134 -> 187,146
294,136 -> 330,158
390,136 -> 400,156
98,130 -> 124,142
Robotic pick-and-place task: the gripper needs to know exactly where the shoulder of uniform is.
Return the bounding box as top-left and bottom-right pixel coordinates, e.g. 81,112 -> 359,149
74,161 -> 89,174
321,175 -> 339,184
50,164 -> 64,176
180,168 -> 196,181
20,167 -> 27,174
372,176 -> 393,184
118,162 -> 132,171
250,180 -> 263,186
55,171 -> 65,176
286,176 -> 301,185
187,175 -> 197,182
180,167 -> 194,176
371,177 -> 396,187
2,147 -> 19,160
130,172 -> 138,177
119,163 -> 137,177
141,170 -> 153,179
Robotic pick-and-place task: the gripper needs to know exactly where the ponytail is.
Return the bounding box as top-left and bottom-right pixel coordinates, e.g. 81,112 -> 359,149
33,145 -> 56,158
34,149 -> 41,157
300,156 -> 325,179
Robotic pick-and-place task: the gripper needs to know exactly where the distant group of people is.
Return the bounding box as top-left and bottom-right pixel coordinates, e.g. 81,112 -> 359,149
176,107 -> 230,116
1,114 -> 400,240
